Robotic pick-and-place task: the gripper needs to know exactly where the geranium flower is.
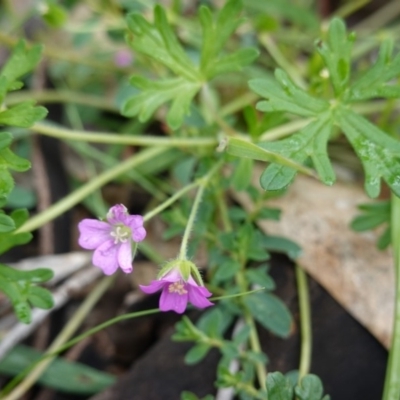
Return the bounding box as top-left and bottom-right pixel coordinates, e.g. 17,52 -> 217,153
139,266 -> 213,314
78,204 -> 146,275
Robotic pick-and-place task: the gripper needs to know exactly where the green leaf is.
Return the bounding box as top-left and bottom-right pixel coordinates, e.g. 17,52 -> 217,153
336,108 -> 400,198
42,3 -> 67,27
250,71 -> 329,117
348,39 -> 400,102
0,146 -> 31,171
124,2 -> 257,128
213,260 -> 241,283
0,213 -> 16,232
0,142 -> 31,198
28,286 -> 54,309
200,0 -> 243,72
295,374 -> 330,400
203,48 -> 259,79
122,76 -> 200,130
262,235 -> 302,260
0,41 -> 43,88
266,372 -> 294,400
245,266 -> 275,290
0,344 -> 116,394
232,157 -> 253,191
0,264 -> 54,323
185,343 -> 211,365
0,131 -> 12,149
225,137 -> 316,179
258,113 -> 334,190
197,308 -> 225,338
315,18 -> 355,96
0,209 -> 32,255
244,292 -> 292,338
126,7 -> 199,81
0,101 -> 48,127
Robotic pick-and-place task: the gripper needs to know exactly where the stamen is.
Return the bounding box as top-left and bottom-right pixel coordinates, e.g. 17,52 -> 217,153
168,281 -> 188,295
110,226 -> 130,244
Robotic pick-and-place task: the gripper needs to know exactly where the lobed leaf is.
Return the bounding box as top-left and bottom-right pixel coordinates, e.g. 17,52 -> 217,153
0,41 -> 43,88
266,372 -> 294,400
336,108 -> 400,198
0,209 -> 32,255
0,101 -> 48,128
348,39 -> 400,102
315,18 -> 355,96
122,76 -> 200,129
250,71 -> 329,118
258,113 -> 334,191
295,374 -> 330,400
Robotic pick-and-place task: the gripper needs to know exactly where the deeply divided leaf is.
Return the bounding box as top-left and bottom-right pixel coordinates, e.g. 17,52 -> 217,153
315,18 -> 354,96
124,1 -> 257,128
336,108 -> 400,197
348,39 -> 400,102
0,41 -> 43,88
250,71 -> 329,117
258,114 -> 334,190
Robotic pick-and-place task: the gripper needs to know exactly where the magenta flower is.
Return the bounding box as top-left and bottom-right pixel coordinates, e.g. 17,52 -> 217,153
78,204 -> 146,275
139,267 -> 213,314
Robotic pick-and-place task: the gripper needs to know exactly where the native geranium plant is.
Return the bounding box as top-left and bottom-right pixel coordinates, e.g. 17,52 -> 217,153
1,1 -> 400,400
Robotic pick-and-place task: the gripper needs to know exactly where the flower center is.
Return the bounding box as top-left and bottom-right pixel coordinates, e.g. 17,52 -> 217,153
168,281 -> 188,295
110,225 -> 131,244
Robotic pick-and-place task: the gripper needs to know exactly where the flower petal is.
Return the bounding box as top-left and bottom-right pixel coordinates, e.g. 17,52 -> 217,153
160,286 -> 188,313
126,215 -> 146,242
117,242 -> 133,273
188,285 -> 214,309
78,219 -> 111,249
107,204 -> 128,224
131,226 -> 146,242
139,280 -> 166,294
92,240 -> 119,275
161,268 -> 182,282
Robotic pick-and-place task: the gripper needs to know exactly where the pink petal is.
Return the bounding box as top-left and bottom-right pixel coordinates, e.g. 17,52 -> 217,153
92,240 -> 119,275
188,285 -> 213,309
131,226 -> 146,242
161,268 -> 182,282
78,219 -> 111,250
126,215 -> 144,229
107,204 -> 128,224
117,242 -> 133,273
160,286 -> 188,313
139,280 -> 166,294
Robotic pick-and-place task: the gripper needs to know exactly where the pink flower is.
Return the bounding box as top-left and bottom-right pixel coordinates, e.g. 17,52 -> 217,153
78,204 -> 146,275
114,49 -> 133,67
139,267 -> 213,314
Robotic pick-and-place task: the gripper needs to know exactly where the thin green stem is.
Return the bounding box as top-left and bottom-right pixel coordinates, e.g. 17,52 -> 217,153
143,181 -> 199,222
16,146 -> 168,233
382,193 -> 400,400
1,276 -> 115,399
236,272 -> 268,391
331,0 -> 370,19
31,122 -> 218,147
295,264 -> 312,381
5,90 -> 119,112
178,183 -> 206,260
178,160 -> 223,260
